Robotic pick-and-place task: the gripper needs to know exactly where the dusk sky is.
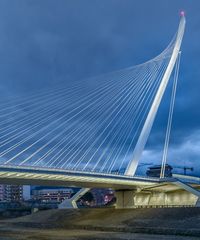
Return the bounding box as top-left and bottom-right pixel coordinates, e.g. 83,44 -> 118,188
0,1 -> 200,176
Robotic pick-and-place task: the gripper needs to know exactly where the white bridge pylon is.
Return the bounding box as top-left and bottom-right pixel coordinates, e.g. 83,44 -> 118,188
125,16 -> 186,176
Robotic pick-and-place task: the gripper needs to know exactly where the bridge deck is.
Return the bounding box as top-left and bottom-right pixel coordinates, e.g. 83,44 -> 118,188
0,165 -> 162,189
1,166 -> 200,194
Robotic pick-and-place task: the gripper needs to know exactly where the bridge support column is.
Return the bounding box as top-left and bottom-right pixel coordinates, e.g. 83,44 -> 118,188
195,198 -> 200,207
115,190 -> 136,208
58,188 -> 90,209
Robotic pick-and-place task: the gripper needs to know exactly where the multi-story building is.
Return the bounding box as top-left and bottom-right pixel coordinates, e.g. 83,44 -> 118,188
146,164 -> 173,178
0,185 -> 5,201
32,188 -> 74,203
0,185 -> 23,202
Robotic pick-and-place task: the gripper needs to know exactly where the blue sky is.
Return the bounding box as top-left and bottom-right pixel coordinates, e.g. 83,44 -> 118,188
0,0 -> 200,175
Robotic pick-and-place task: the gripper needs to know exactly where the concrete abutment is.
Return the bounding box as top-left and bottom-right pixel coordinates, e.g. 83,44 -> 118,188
115,189 -> 199,208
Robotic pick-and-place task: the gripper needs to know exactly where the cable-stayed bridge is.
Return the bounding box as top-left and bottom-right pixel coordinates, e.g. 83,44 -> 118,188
1,15 -> 200,208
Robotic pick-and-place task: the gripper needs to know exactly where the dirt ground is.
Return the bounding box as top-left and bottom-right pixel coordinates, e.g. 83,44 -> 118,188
1,208 -> 200,240
0,226 -> 199,240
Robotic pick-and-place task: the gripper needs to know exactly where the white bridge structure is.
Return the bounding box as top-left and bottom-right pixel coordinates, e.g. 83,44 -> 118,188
1,15 -> 200,208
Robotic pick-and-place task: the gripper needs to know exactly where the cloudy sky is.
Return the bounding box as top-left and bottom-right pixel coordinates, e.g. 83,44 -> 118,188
0,0 -> 199,176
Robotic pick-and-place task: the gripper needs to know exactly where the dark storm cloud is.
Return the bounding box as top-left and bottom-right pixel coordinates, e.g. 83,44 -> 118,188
0,0 -> 182,90
0,0 -> 200,174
